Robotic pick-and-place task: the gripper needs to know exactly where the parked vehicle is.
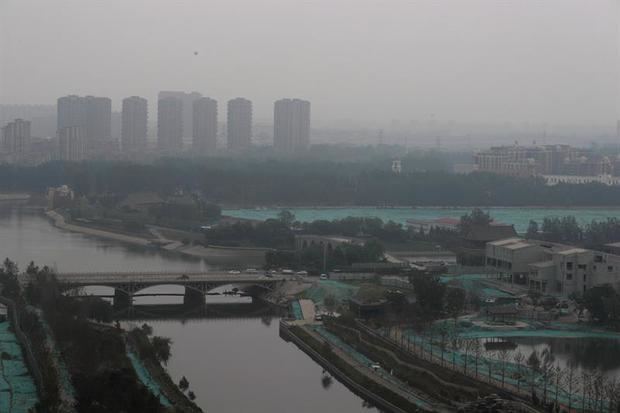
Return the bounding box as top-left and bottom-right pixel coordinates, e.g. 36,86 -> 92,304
296,270 -> 308,276
319,274 -> 328,280
228,270 -> 241,275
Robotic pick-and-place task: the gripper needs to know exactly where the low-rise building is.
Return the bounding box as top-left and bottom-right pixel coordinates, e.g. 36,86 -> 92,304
407,217 -> 460,233
294,234 -> 364,251
486,238 -> 620,297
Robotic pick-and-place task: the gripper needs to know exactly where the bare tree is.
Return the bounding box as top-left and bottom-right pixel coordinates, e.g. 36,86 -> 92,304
473,341 -> 483,379
562,362 -> 579,412
438,323 -> 449,366
540,348 -> 555,404
513,351 -> 525,394
462,339 -> 477,375
450,332 -> 462,370
497,348 -> 511,388
553,364 -> 564,407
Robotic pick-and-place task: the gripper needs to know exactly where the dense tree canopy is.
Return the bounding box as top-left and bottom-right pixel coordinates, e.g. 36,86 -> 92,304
4,159 -> 620,206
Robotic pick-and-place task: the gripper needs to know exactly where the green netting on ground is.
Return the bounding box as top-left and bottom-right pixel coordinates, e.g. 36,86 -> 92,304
440,274 -> 513,299
312,325 -> 432,410
127,352 -> 171,407
0,322 -> 38,413
399,327 -> 602,408
302,280 -> 359,305
290,301 -> 303,320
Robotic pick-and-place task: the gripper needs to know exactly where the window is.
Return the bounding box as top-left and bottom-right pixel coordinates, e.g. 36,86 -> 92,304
583,274 -> 587,282
608,266 -> 613,272
577,264 -> 587,270
595,255 -> 603,263
566,273 -> 573,280
566,262 -> 573,270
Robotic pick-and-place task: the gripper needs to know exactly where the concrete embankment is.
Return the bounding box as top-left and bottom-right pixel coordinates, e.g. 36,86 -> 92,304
279,320 -> 418,413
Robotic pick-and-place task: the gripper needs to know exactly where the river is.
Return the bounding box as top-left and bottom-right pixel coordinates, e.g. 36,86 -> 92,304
0,203 -> 377,413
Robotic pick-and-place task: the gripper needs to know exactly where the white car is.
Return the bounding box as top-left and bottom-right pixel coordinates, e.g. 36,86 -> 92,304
228,270 -> 241,275
296,270 -> 308,276
245,268 -> 258,274
319,274 -> 328,280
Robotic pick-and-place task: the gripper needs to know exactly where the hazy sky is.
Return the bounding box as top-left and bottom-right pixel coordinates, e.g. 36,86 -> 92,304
1,0 -> 618,125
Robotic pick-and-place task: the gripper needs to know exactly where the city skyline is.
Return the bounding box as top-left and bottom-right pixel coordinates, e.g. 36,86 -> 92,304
1,1 -> 617,126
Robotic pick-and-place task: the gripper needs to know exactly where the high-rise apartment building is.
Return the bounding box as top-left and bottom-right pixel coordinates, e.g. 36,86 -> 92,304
1,119 -> 31,162
157,96 -> 183,153
158,91 -> 202,139
121,96 -> 148,154
57,95 -> 111,153
273,99 -> 311,153
227,98 -> 252,151
192,97 -> 218,154
58,126 -> 86,161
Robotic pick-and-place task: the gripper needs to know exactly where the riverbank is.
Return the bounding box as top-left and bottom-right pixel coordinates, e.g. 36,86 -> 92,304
45,209 -> 267,266
279,320 -> 419,413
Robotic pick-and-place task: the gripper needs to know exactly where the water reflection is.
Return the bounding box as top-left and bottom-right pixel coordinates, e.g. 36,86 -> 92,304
1,203 -> 378,413
509,337 -> 620,376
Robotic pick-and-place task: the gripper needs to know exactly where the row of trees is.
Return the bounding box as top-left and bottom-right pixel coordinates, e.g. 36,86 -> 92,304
526,216 -> 620,248
389,324 -> 618,412
0,259 -> 175,412
5,159 -> 620,206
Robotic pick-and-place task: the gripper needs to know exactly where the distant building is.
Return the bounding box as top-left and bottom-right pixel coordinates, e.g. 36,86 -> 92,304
486,237 -> 620,297
157,97 -> 183,153
47,185 -> 75,209
407,217 -> 460,233
192,97 -> 218,154
457,224 -> 518,266
1,119 -> 31,163
294,234 -> 364,251
391,159 -> 402,174
227,98 -> 252,151
273,99 -> 310,153
57,95 -> 111,154
0,104 -> 56,138
158,91 -> 202,139
543,174 -> 620,186
57,126 -> 86,161
474,144 -> 618,182
121,96 -> 148,154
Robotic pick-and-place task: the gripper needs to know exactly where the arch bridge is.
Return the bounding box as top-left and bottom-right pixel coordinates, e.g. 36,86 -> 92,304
26,271 -> 288,307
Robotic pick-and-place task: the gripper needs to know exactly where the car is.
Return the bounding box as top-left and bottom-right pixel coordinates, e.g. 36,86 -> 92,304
295,270 -> 308,276
264,272 -> 273,278
314,314 -> 323,321
228,270 -> 241,275
281,269 -> 294,275
370,363 -> 381,371
245,268 -> 258,274
319,274 -> 328,280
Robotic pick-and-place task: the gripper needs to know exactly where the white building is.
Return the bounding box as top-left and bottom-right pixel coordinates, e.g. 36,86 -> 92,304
543,174 -> 620,186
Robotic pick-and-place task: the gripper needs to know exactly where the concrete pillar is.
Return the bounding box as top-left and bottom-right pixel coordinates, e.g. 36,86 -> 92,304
113,289 -> 132,308
183,287 -> 204,306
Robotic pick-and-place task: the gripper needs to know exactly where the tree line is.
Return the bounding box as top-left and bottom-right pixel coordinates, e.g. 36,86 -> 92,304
526,216 -> 620,248
4,159 -> 620,206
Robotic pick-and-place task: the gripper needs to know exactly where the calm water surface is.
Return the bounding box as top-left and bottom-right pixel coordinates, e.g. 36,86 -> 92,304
0,203 -> 377,413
